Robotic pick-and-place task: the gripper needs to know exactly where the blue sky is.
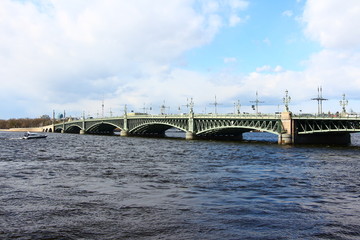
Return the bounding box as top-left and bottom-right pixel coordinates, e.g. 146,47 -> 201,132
1,0 -> 360,119
185,0 -> 320,74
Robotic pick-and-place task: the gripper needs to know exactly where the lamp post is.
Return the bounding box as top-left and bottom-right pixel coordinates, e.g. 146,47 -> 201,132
339,93 -> 348,115
234,100 -> 241,114
311,86 -> 327,115
189,98 -> 194,114
283,90 -> 291,112
250,91 -> 264,114
210,95 -> 221,115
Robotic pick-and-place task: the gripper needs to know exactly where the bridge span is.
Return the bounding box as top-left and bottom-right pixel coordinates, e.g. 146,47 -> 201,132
48,111 -> 360,145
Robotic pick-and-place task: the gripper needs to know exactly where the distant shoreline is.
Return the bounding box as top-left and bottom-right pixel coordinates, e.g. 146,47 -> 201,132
0,127 -> 44,132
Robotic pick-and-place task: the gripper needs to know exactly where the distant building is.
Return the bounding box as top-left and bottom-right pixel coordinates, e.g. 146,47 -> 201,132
40,114 -> 51,119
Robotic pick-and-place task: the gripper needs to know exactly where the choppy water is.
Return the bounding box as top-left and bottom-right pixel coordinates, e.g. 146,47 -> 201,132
1,131 -> 360,240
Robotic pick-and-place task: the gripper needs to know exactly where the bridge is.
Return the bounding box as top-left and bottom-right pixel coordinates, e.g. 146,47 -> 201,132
47,111 -> 360,145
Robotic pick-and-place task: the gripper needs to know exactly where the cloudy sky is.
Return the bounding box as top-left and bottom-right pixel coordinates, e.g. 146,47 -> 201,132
1,0 -> 360,119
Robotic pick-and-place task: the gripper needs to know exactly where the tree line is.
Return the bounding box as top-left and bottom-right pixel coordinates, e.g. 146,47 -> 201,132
0,118 -> 54,129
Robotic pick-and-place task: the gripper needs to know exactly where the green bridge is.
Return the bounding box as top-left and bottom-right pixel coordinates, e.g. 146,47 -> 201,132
47,111 -> 360,145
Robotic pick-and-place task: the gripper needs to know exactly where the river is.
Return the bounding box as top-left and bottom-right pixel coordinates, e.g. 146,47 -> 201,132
1,131 -> 360,239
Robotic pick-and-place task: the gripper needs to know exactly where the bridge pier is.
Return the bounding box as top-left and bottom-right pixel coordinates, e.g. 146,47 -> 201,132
185,131 -> 196,140
120,130 -> 129,137
278,112 -> 294,145
278,133 -> 292,144
80,130 -> 86,135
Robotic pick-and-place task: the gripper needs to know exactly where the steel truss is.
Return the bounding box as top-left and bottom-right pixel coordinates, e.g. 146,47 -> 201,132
296,119 -> 360,134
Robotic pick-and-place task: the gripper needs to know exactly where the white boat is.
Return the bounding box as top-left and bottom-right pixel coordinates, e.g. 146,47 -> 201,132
22,132 -> 47,139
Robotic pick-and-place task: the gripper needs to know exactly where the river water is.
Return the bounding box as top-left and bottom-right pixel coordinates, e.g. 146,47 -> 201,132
1,131 -> 360,240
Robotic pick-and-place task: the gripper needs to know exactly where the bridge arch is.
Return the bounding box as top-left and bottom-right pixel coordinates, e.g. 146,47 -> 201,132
86,121 -> 123,135
65,125 -> 82,134
54,126 -> 63,133
42,127 -> 53,132
129,122 -> 187,136
195,118 -> 283,138
197,125 -> 280,137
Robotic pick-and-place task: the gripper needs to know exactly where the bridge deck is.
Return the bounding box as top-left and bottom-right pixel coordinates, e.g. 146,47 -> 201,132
50,113 -> 360,145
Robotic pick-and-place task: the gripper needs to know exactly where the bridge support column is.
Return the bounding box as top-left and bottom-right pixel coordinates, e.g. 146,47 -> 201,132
279,111 -> 294,144
80,130 -> 86,135
278,134 -> 292,144
120,130 -> 129,137
185,131 -> 196,140
186,112 -> 197,140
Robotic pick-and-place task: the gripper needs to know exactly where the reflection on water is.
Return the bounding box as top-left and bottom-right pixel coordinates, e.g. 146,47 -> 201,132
1,131 -> 360,239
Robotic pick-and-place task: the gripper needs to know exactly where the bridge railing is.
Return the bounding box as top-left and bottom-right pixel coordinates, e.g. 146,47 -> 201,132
54,113 -> 283,124
124,113 -> 280,118
293,114 -> 360,119
55,113 -> 360,124
192,114 -> 280,119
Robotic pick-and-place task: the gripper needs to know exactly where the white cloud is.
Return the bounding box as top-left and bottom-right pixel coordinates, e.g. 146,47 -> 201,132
224,0 -> 249,27
224,57 -> 237,63
2,0 -> 360,118
229,14 -> 241,26
303,0 -> 360,49
256,65 -> 271,72
201,0 -> 220,14
0,0 -> 242,118
229,14 -> 249,26
282,10 -> 293,17
303,50 -> 360,95
273,65 -> 283,72
244,0 -> 360,113
299,0 -> 360,103
228,0 -> 249,11
262,37 -> 271,45
255,65 -> 283,73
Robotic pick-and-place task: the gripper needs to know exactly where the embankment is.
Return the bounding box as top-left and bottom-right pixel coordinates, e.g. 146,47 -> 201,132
0,127 -> 44,132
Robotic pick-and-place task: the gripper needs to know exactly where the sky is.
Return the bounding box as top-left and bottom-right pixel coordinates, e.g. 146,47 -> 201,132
1,0 -> 360,119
